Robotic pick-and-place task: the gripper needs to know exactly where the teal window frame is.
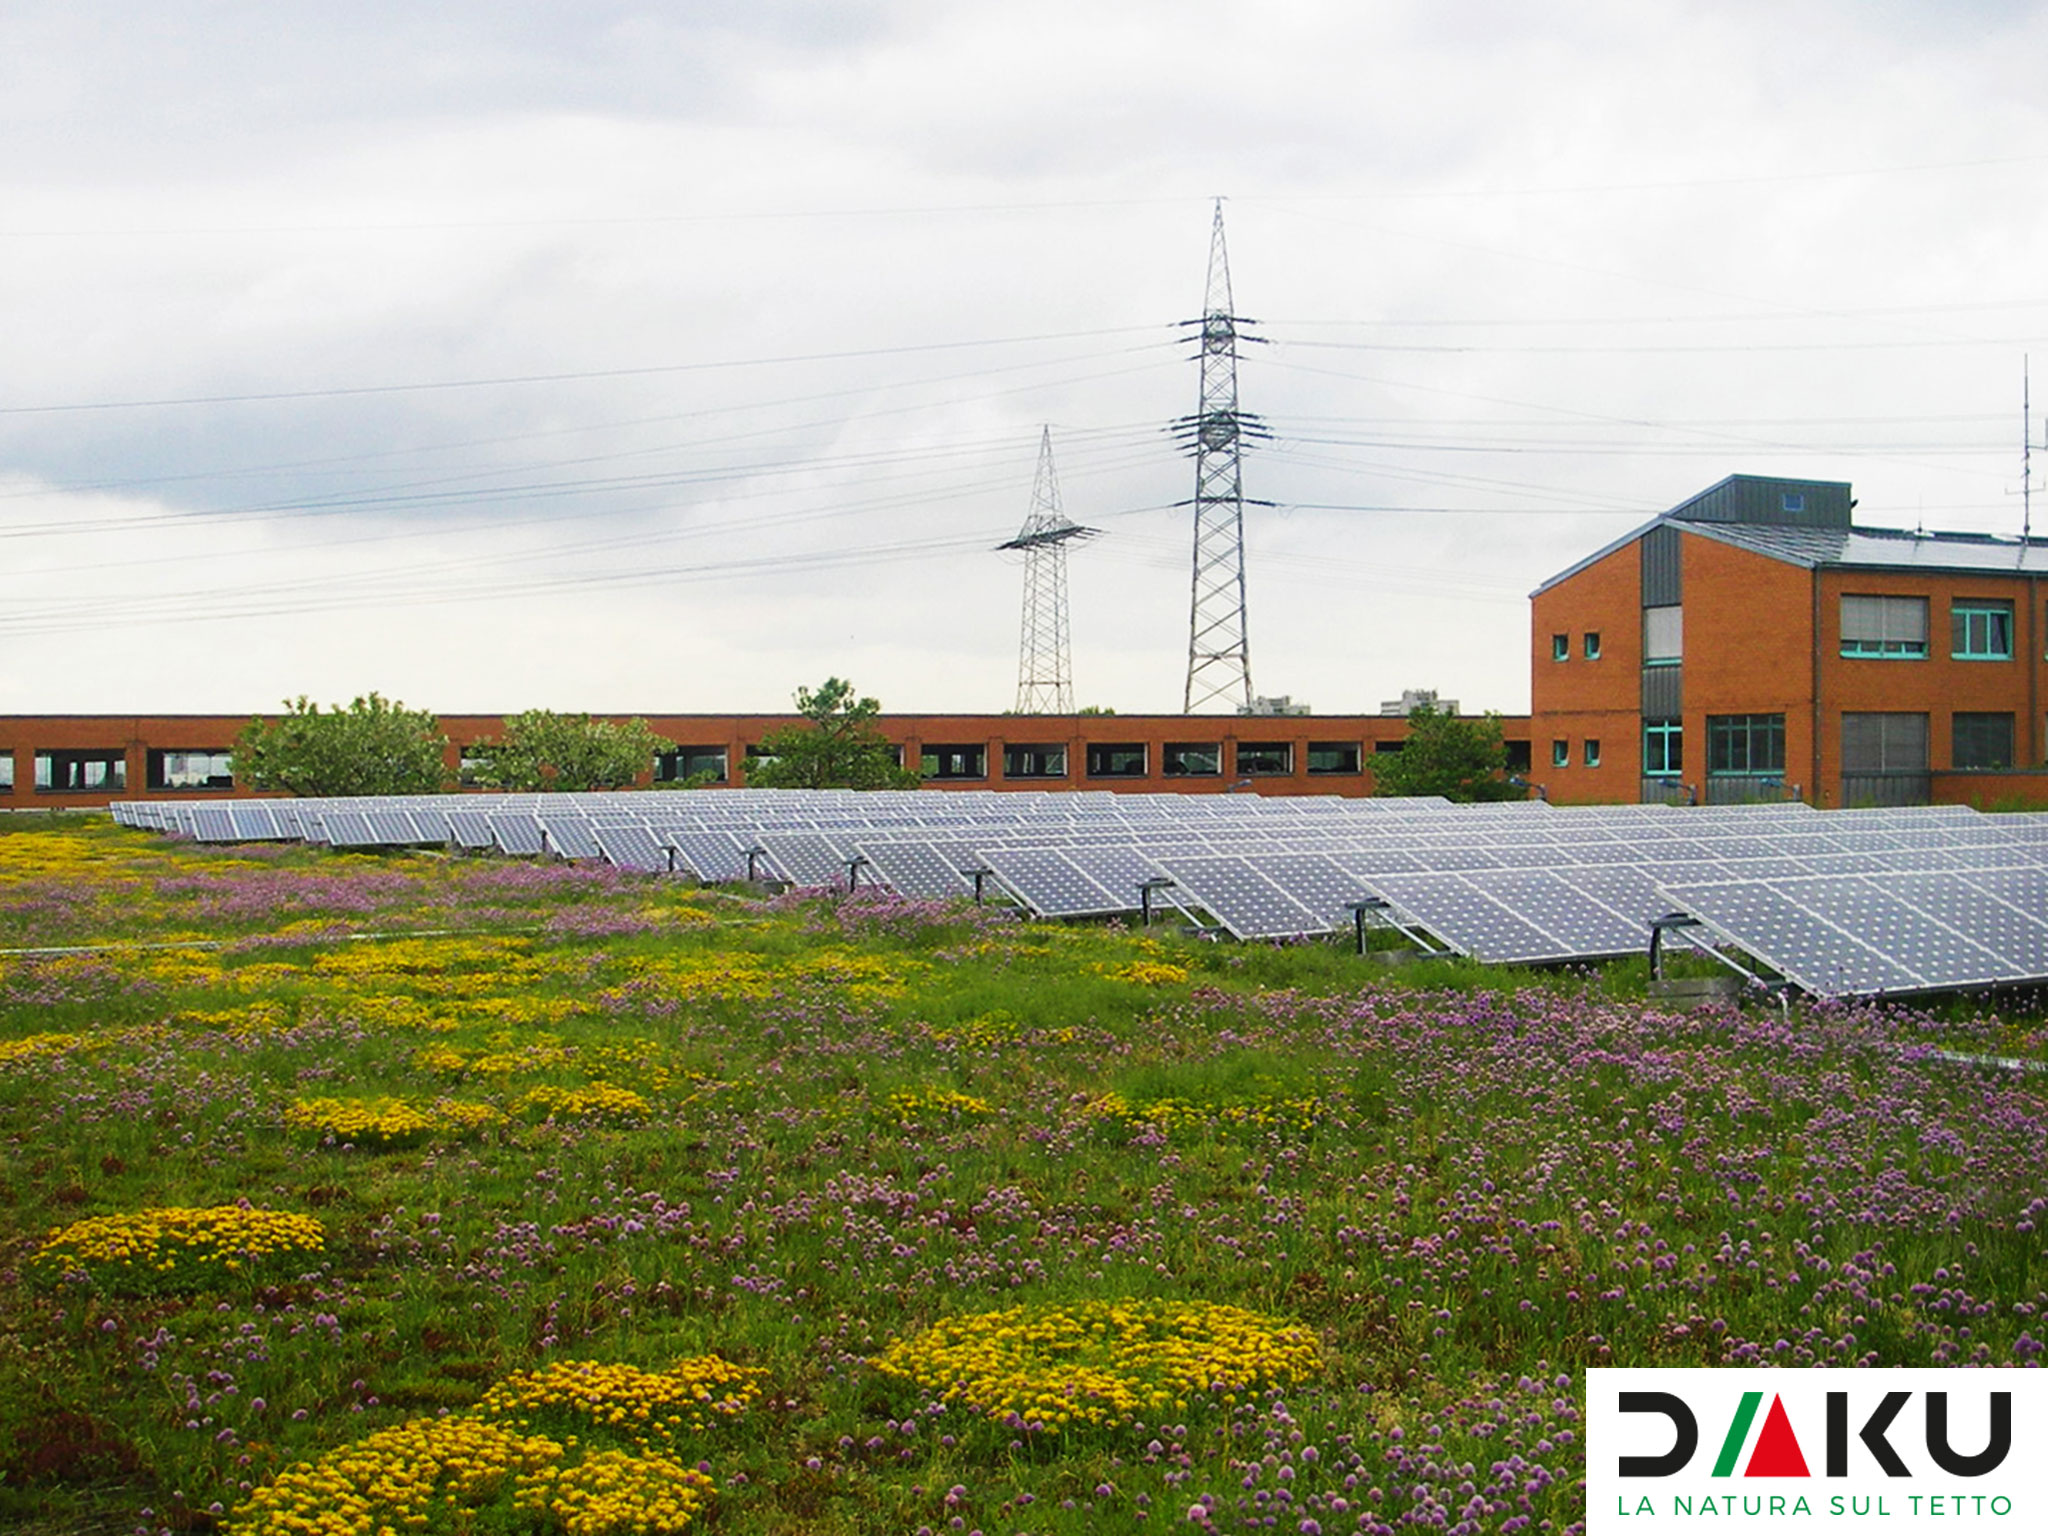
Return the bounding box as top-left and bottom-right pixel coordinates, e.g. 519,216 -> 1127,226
1840,594 -> 1928,658
1583,632 -> 1601,660
1951,600 -> 2013,661
1583,739 -> 1601,768
1550,738 -> 1569,769
1551,633 -> 1569,662
1643,719 -> 1683,777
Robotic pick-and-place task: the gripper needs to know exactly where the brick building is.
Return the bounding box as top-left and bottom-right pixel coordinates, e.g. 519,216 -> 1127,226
0,711 -> 1536,812
1531,474 -> 2048,807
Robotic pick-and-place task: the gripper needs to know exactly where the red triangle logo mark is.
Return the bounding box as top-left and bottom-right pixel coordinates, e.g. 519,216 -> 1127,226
1744,1395 -> 1811,1477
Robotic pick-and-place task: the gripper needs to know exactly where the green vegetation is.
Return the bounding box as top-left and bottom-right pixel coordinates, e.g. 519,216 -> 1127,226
231,693 -> 451,797
1370,704 -> 1526,802
743,678 -> 921,790
1,816 -> 2043,1535
469,709 -> 676,792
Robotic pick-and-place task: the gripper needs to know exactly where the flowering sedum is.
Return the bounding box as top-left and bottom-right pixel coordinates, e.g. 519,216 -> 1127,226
515,1447 -> 714,1536
228,1412 -> 716,1536
871,1298 -> 1321,1431
1090,1089 -> 1325,1138
882,1087 -> 994,1124
33,1205 -> 325,1292
284,1094 -> 501,1148
1097,960 -> 1192,986
479,1355 -> 762,1439
515,1081 -> 651,1123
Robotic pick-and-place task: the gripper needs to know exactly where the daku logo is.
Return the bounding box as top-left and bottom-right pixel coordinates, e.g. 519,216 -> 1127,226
1618,1388 -> 2012,1480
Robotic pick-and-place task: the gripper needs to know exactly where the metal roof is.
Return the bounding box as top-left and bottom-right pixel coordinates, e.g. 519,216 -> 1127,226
1531,516 -> 2048,597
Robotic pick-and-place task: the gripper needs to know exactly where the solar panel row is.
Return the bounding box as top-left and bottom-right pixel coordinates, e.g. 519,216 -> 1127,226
108,791 -> 2048,998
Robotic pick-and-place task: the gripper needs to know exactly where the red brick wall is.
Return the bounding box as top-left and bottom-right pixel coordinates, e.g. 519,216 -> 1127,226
1530,540 -> 1642,802
0,711 -> 1536,810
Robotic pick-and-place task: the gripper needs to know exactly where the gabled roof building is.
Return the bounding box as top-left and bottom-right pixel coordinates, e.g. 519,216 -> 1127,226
1532,474 -> 2048,807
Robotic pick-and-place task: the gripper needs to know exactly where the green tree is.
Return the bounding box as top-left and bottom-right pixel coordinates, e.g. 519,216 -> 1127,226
232,694 -> 451,797
744,678 -> 920,790
1369,704 -> 1527,803
470,711 -> 676,792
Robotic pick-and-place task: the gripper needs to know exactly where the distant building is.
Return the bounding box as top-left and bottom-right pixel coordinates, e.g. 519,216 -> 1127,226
1379,689 -> 1459,718
1239,695 -> 1312,716
1531,473 -> 2048,807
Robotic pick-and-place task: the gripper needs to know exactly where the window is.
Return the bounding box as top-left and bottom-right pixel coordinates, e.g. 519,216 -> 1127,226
1583,739 -> 1601,768
1002,744 -> 1066,779
34,750 -> 126,793
742,744 -> 781,772
1306,741 -> 1362,775
1583,632 -> 1602,660
653,747 -> 728,784
1235,741 -> 1293,775
1782,492 -> 1805,513
1503,739 -> 1532,773
920,744 -> 986,780
1840,594 -> 1928,657
1162,743 -> 1221,776
1085,742 -> 1147,778
1551,633 -> 1569,662
1643,719 -> 1683,777
1551,738 -> 1569,769
147,749 -> 234,791
1951,600 -> 2014,660
1707,715 -> 1785,776
1373,740 -> 1405,755
459,749 -> 491,787
1643,605 -> 1682,666
0,752 -> 13,792
1952,713 -> 2015,770
1841,712 -> 1929,773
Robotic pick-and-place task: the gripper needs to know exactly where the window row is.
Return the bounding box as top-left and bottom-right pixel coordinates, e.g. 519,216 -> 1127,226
1550,631 -> 1603,661
1549,739 -> 1602,768
0,750 -> 239,794
651,741 -> 1376,784
1633,710 -> 2027,778
1840,595 -> 2023,660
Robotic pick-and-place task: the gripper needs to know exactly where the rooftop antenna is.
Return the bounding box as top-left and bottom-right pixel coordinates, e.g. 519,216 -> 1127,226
999,426 -> 1096,714
1172,199 -> 1270,713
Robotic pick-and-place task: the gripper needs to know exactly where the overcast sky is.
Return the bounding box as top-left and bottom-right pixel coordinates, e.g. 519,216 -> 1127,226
6,2 -> 2048,721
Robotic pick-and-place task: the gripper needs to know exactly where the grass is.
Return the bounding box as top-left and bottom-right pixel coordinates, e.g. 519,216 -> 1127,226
0,815 -> 2044,1535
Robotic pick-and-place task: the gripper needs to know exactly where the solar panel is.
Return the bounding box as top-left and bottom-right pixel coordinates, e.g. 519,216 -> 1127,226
596,825 -> 674,874
756,831 -> 849,888
225,803 -> 282,841
189,806 -> 239,842
446,810 -> 496,849
979,847 -> 1128,917
532,818 -> 600,860
1151,855 -> 1330,940
658,831 -> 748,882
1656,879 -> 1929,997
321,811 -> 381,848
1248,852 -> 1380,930
1471,870 -> 1645,956
855,840 -> 973,900
1359,872 -> 1584,964
489,814 -> 546,856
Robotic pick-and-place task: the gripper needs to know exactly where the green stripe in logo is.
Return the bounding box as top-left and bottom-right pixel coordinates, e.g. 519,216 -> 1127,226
1711,1392 -> 1763,1477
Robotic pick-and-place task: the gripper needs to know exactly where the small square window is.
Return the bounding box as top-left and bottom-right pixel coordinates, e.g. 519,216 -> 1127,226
1551,633 -> 1569,662
1583,739 -> 1601,768
1583,632 -> 1601,660
1551,739 -> 1569,769
1782,492 -> 1805,513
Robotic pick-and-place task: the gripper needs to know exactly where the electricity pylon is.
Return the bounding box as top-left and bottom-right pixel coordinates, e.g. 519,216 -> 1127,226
1173,200 -> 1269,714
999,426 -> 1096,714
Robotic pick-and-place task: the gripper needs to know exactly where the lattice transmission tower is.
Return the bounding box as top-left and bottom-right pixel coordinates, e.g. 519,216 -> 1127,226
999,426 -> 1096,714
1173,200 -> 1269,713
